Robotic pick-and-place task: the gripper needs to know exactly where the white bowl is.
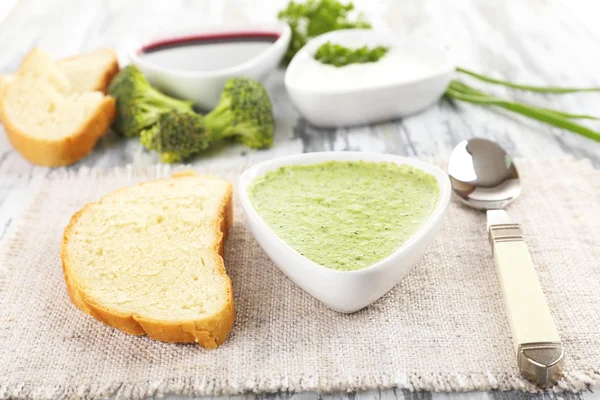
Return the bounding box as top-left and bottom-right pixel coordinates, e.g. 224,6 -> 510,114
239,152 -> 451,313
285,29 -> 454,127
127,23 -> 291,110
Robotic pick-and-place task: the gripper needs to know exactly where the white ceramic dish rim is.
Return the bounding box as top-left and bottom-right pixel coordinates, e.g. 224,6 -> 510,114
239,152 -> 451,275
127,22 -> 291,78
284,29 -> 455,96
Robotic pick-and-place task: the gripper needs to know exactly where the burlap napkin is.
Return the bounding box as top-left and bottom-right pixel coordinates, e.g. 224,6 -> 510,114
0,158 -> 598,400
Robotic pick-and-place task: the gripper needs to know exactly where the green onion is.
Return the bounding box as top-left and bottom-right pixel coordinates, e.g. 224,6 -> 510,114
448,81 -> 600,120
445,80 -> 600,143
456,67 -> 600,94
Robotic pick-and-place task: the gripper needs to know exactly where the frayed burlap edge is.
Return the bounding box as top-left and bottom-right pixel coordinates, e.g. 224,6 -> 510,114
2,369 -> 600,399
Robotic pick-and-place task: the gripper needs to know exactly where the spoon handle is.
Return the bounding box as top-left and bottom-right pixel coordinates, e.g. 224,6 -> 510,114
486,210 -> 564,388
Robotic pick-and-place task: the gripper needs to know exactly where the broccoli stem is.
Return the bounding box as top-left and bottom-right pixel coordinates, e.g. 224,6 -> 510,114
146,87 -> 195,111
204,98 -> 235,139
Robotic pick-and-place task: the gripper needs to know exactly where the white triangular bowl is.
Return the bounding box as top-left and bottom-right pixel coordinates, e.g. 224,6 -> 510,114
239,152 -> 451,313
285,29 -> 454,127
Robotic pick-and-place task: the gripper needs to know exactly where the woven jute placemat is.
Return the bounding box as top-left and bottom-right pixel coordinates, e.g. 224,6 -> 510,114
0,158 -> 598,399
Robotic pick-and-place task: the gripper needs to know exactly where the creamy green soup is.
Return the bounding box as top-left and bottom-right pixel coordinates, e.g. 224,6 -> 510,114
248,161 -> 439,272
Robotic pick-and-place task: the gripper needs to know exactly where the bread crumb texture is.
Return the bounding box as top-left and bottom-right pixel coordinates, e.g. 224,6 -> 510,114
0,48 -> 116,166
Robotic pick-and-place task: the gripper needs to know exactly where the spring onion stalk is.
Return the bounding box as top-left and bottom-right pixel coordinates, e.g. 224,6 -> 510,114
456,67 -> 600,94
445,81 -> 600,143
448,81 -> 600,121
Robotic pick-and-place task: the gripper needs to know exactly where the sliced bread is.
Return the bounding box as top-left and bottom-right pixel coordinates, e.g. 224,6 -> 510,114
0,48 -> 119,97
55,48 -> 119,94
0,48 -> 116,166
61,172 -> 235,348
14,47 -> 72,94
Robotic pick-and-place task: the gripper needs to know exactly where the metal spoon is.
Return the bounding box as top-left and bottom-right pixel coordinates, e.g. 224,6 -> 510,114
448,138 -> 564,388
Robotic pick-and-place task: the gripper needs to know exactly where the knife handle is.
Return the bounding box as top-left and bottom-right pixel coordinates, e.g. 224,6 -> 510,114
488,211 -> 564,387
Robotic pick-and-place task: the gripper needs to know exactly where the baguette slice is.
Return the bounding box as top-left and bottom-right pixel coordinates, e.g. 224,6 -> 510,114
0,48 -> 119,97
61,172 -> 235,348
0,48 -> 116,167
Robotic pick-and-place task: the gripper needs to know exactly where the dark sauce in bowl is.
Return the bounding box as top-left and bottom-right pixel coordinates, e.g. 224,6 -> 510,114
137,32 -> 280,72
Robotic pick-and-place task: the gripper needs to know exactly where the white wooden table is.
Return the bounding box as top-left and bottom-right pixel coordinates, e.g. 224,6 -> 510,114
0,0 -> 598,399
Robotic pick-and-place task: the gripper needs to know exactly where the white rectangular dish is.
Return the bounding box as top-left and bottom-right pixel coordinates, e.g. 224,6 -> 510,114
239,152 -> 451,312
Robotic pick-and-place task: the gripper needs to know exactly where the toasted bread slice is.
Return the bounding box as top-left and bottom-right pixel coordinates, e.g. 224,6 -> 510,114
61,172 -> 235,348
0,48 -> 115,166
0,48 -> 119,97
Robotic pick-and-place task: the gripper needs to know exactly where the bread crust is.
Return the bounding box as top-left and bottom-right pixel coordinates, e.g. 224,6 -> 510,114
95,55 -> 120,94
0,96 -> 116,167
61,175 -> 235,349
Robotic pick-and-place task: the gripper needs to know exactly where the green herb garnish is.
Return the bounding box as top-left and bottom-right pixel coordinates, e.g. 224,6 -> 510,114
277,0 -> 371,65
314,41 -> 389,67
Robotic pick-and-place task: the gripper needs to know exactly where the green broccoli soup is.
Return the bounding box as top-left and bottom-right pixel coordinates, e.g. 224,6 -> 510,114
248,161 -> 439,271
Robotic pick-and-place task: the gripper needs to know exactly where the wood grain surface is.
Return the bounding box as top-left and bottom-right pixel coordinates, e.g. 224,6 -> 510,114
0,0 -> 598,399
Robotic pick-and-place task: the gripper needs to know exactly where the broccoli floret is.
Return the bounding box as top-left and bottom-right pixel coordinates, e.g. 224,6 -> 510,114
135,76 -> 274,163
140,110 -> 210,163
204,77 -> 274,149
108,65 -> 194,138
